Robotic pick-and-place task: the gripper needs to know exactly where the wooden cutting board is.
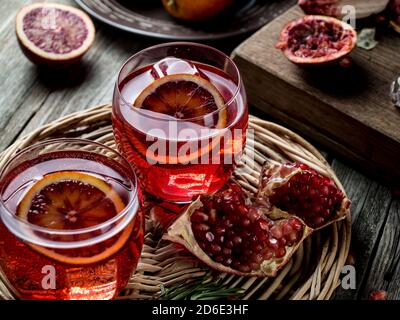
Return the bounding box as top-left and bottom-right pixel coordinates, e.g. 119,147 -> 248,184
232,6 -> 400,185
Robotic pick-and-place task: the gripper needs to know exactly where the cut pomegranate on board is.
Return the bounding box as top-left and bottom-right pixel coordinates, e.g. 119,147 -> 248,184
276,15 -> 357,65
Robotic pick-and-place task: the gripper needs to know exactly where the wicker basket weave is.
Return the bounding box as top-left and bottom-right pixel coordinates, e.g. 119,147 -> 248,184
0,104 -> 351,300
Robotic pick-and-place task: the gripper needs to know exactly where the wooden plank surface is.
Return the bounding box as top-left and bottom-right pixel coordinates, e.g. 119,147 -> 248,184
0,0 -> 399,300
232,6 -> 400,185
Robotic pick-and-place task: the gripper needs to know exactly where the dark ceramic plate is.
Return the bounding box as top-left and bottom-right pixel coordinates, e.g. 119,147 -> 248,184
74,0 -> 282,40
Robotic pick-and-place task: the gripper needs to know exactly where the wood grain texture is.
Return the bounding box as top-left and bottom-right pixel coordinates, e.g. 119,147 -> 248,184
232,6 -> 400,185
0,0 -> 398,300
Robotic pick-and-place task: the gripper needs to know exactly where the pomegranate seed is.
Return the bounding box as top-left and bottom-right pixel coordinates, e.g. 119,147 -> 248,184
250,262 -> 259,270
278,238 -> 287,246
227,230 -> 235,238
191,211 -> 209,223
238,205 -> 248,215
313,216 -> 325,226
270,225 -> 283,239
249,235 -> 258,243
215,235 -> 224,243
290,219 -> 303,231
214,226 -> 226,234
259,219 -> 269,230
268,238 -> 279,250
240,230 -> 251,239
369,291 -> 387,300
239,264 -> 251,273
205,232 -> 214,242
263,249 -> 273,260
232,236 -> 242,245
288,231 -> 299,242
210,244 -> 222,254
214,255 -> 224,263
209,209 -> 217,223
224,219 -> 233,228
282,223 -> 293,236
253,254 -> 263,263
225,240 -> 234,248
275,247 -> 286,258
224,257 -> 232,266
223,248 -> 232,255
241,218 -> 251,227
193,223 -> 210,232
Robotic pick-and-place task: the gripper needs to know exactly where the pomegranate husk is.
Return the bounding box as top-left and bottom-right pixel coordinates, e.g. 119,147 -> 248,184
276,15 -> 357,66
258,162 -> 351,230
163,197 -> 312,277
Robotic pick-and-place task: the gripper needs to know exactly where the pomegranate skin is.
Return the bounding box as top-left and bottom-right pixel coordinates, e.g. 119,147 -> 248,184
276,15 -> 357,66
258,162 -> 351,230
163,183 -> 312,277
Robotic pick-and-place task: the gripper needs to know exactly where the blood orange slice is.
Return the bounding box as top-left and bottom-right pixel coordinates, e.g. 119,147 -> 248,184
134,74 -> 227,128
132,74 -> 228,164
17,171 -> 132,265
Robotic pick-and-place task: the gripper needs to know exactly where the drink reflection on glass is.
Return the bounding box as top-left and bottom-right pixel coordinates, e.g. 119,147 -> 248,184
112,42 -> 248,203
0,139 -> 144,300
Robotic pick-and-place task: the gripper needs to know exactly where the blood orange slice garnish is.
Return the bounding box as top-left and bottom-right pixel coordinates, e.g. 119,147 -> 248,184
17,171 -> 132,265
134,74 -> 227,128
132,74 -> 228,164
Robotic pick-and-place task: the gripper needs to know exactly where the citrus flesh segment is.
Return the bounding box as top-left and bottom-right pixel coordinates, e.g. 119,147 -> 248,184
17,171 -> 132,265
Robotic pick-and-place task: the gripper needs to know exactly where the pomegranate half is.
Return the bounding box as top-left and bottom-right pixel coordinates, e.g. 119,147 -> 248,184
258,162 -> 351,230
15,3 -> 95,67
276,15 -> 357,65
164,183 -> 312,277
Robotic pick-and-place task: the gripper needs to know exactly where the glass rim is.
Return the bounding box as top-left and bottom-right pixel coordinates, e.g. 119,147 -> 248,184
115,41 -> 243,123
0,138 -> 139,238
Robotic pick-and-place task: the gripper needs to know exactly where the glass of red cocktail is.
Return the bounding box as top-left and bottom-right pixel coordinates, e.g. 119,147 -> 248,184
112,42 -> 248,203
0,138 -> 143,300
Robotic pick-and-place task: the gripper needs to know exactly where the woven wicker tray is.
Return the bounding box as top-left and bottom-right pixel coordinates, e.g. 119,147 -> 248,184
0,104 -> 351,300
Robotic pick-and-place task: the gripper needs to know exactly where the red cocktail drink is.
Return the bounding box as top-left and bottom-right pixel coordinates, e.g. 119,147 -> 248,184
113,43 -> 248,202
0,139 -> 143,300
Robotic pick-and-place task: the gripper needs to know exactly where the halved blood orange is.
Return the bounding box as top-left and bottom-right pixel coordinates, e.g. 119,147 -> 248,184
17,171 -> 132,265
132,74 -> 228,164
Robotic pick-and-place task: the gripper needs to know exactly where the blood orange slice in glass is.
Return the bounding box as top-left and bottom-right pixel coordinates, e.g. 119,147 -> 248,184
134,74 -> 227,127
132,74 -> 228,164
17,171 -> 132,265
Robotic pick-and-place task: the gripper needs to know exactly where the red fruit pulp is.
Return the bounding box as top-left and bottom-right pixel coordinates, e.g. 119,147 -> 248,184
187,183 -> 307,275
261,163 -> 346,229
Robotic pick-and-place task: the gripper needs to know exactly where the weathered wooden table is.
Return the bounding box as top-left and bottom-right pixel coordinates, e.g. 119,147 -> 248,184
0,0 -> 398,300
